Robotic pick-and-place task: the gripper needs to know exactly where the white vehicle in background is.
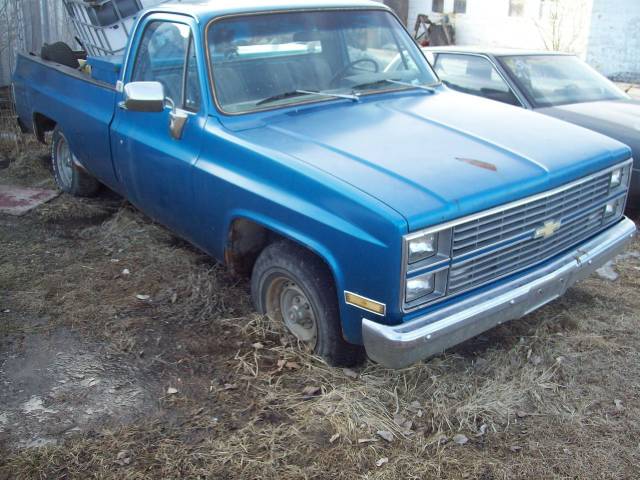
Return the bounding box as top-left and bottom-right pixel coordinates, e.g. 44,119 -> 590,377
63,0 -> 167,56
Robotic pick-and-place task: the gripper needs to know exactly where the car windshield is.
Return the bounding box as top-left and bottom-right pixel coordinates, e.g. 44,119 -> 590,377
207,9 -> 438,113
500,55 -> 627,108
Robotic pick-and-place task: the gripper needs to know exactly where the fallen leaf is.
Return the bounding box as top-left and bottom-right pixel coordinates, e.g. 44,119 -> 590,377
516,411 -> 528,418
251,342 -> 264,350
285,361 -> 300,370
223,383 -> 238,391
136,294 -> 150,301
376,457 -> 389,467
343,368 -> 358,379
475,424 -> 487,437
115,450 -> 132,466
302,386 -> 321,396
453,434 -> 468,445
83,378 -> 99,387
329,433 -> 340,444
530,355 -> 542,366
393,414 -> 407,426
376,430 -> 394,443
510,445 -> 522,452
358,437 -> 378,444
166,387 -> 178,395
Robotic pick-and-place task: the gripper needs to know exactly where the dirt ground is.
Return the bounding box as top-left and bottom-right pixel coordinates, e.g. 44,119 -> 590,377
1,135 -> 640,479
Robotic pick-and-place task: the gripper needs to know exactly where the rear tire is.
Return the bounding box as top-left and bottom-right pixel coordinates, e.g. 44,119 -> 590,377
251,240 -> 365,367
51,126 -> 100,197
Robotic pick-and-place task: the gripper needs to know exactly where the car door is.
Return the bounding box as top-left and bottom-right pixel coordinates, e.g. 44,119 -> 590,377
433,53 -> 522,107
111,13 -> 207,238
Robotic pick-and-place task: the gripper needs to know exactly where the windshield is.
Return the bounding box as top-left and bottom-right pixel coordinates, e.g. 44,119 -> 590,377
207,9 -> 438,114
500,55 -> 627,108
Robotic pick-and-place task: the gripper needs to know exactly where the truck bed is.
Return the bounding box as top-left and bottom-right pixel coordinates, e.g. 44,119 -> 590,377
12,52 -> 121,191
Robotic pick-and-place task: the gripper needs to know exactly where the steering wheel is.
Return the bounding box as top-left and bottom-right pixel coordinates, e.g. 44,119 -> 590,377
330,58 -> 379,87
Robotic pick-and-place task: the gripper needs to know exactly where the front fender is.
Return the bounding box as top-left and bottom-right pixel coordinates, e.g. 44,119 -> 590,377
191,121 -> 407,344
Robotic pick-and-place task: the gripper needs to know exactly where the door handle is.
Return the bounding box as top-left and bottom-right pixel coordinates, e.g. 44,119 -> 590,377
169,109 -> 189,140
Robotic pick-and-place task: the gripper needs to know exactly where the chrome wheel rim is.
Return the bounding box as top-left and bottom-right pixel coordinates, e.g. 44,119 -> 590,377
55,137 -> 74,190
266,277 -> 318,348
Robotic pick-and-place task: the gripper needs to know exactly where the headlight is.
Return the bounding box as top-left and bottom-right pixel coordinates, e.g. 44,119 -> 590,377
407,232 -> 437,263
405,272 -> 435,302
403,227 -> 452,309
610,168 -> 623,188
604,198 -> 622,217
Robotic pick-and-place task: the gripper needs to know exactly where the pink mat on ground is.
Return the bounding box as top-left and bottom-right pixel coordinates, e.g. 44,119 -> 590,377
0,184 -> 59,216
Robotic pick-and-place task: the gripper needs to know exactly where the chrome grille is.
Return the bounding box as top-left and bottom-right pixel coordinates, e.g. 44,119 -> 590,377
447,168 -> 622,295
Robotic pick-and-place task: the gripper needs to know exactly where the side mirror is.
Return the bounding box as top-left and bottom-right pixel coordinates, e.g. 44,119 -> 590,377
120,81 -> 165,112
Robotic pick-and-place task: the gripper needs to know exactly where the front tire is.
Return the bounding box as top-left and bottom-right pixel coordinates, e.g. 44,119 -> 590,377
251,240 -> 365,367
51,126 -> 100,197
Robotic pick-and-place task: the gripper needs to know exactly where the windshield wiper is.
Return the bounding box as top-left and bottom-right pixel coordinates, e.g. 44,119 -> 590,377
256,89 -> 359,106
387,79 -> 437,92
352,79 -> 437,94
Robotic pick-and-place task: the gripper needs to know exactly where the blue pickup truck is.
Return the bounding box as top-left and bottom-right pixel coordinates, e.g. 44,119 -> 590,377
12,0 -> 637,368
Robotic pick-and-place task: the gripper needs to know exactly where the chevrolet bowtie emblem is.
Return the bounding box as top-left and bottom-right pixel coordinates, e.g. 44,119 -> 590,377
535,220 -> 562,239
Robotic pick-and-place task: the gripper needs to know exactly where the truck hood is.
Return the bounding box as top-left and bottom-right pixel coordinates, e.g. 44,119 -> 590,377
537,99 -> 640,168
231,91 -> 631,231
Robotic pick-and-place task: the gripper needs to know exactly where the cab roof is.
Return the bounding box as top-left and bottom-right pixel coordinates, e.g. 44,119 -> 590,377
149,0 -> 389,23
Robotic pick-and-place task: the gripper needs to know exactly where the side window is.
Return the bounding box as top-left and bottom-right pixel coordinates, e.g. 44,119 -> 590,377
434,54 -> 520,106
183,36 -> 202,111
131,21 -> 190,105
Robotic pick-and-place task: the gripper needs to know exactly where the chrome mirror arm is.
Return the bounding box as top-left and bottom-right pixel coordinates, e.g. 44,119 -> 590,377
164,96 -> 176,113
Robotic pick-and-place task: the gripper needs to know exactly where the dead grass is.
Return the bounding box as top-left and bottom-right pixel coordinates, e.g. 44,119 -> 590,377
0,128 -> 51,186
2,144 -> 640,479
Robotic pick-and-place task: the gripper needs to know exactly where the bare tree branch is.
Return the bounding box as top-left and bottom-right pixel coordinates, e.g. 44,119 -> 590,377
535,0 -> 589,52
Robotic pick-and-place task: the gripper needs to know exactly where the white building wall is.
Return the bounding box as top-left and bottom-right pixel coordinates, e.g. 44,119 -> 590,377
408,0 -> 591,54
586,0 -> 640,81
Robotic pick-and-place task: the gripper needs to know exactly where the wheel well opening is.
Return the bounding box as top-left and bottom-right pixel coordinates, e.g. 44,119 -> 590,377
33,113 -> 56,143
225,219 -> 336,286
225,218 -> 280,276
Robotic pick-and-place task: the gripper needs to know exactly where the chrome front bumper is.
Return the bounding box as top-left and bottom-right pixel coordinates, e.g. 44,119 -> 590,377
363,218 -> 637,369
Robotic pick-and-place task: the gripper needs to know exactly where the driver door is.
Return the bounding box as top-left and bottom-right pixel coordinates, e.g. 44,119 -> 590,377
111,14 -> 206,238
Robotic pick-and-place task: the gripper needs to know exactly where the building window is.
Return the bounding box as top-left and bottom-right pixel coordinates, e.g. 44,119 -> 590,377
454,0 -> 467,14
432,0 -> 444,13
509,0 -> 525,17
539,0 -> 557,18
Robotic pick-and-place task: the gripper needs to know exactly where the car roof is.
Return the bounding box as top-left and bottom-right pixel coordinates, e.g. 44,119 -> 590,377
422,46 -> 575,57
149,0 -> 389,23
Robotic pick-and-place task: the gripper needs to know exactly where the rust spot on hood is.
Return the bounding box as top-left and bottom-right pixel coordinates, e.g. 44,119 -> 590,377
456,157 -> 497,172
